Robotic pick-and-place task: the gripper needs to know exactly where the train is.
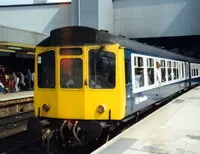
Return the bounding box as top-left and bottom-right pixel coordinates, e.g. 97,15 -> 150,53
28,26 -> 200,149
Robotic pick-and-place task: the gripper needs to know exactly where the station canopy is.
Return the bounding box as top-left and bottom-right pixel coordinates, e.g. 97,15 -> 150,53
0,24 -> 49,57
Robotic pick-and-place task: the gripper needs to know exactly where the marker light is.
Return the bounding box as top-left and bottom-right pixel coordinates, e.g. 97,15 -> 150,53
42,104 -> 50,112
97,105 -> 105,113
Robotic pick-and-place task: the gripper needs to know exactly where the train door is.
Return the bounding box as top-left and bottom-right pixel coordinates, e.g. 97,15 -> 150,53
59,48 -> 85,119
124,51 -> 133,116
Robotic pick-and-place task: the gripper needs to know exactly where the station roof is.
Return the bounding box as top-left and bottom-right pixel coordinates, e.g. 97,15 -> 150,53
0,24 -> 49,55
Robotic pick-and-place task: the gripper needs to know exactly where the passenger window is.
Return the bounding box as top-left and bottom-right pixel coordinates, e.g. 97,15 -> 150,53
38,50 -> 55,88
182,63 -> 185,78
147,58 -> 154,85
156,61 -> 161,83
167,61 -> 172,81
134,56 -> 144,88
161,60 -> 166,82
173,62 -> 178,80
89,50 -> 115,89
176,62 -> 179,79
186,63 -> 189,78
192,68 -> 194,76
178,63 -> 181,79
60,58 -> 83,88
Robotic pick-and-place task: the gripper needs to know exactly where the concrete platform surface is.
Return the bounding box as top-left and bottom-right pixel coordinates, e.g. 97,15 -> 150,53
0,91 -> 33,101
92,86 -> 200,154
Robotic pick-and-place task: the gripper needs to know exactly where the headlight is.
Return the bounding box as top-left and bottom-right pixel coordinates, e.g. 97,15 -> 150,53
42,104 -> 50,112
97,105 -> 105,113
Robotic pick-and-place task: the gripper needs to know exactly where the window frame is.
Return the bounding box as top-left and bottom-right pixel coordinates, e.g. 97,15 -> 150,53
37,50 -> 56,89
131,53 -> 187,94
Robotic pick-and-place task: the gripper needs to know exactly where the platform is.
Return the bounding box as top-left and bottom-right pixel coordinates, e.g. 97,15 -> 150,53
92,86 -> 200,154
0,91 -> 34,101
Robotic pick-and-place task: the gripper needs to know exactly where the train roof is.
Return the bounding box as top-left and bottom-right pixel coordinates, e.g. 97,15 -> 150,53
38,26 -> 196,62
187,57 -> 200,63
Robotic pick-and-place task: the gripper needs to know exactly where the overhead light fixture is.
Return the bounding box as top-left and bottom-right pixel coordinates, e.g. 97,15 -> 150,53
27,52 -> 35,55
8,46 -> 22,50
0,49 -> 16,53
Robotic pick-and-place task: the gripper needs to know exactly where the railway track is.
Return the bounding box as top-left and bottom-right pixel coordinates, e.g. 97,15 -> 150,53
0,96 -> 33,134
0,96 -> 36,153
0,130 -> 41,154
0,111 -> 33,127
0,111 -> 34,137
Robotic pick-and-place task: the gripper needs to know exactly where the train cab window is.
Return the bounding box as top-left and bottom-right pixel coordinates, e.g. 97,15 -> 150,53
147,58 -> 154,85
167,61 -> 172,81
89,49 -> 115,89
38,50 -> 55,88
134,56 -> 144,88
161,60 -> 166,82
60,48 -> 82,55
60,58 -> 83,88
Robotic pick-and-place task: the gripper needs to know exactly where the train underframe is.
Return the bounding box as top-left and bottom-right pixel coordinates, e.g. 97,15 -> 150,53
27,102 -> 165,153
27,117 -> 122,152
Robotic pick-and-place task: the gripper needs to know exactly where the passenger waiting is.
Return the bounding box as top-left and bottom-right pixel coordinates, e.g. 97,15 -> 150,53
10,72 -> 17,92
26,69 -> 32,90
0,80 -> 4,94
15,75 -> 19,92
19,72 -> 26,90
4,73 -> 10,93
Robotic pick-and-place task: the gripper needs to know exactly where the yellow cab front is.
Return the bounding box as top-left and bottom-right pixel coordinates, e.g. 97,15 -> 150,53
34,44 -> 126,120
